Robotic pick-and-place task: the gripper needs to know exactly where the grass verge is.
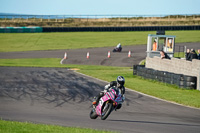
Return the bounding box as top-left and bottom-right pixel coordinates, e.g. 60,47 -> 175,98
0,120 -> 115,133
1,30 -> 200,52
0,58 -> 199,108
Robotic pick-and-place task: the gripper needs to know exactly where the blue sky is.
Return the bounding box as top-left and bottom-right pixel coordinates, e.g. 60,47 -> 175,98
0,0 -> 200,15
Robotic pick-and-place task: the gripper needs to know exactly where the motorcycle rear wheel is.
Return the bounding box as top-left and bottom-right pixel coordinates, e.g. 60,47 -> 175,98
90,109 -> 98,119
101,103 -> 112,120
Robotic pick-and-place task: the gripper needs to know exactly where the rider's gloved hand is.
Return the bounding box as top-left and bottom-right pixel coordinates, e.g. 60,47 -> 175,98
104,84 -> 110,90
103,89 -> 107,93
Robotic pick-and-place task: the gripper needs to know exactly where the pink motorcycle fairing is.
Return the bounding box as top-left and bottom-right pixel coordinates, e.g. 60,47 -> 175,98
96,88 -> 122,116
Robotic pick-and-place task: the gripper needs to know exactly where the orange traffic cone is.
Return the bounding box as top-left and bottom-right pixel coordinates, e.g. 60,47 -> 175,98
60,52 -> 67,64
87,52 -> 90,59
128,50 -> 131,57
108,51 -> 111,58
64,52 -> 67,59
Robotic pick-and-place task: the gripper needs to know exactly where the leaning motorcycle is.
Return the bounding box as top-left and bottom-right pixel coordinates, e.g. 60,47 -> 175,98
112,47 -> 122,52
89,87 -> 123,120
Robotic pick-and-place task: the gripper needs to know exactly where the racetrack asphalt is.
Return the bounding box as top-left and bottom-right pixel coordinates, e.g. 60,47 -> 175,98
0,43 -> 200,133
0,42 -> 199,67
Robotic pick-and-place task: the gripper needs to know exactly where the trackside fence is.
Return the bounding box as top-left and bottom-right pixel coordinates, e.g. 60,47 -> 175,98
42,25 -> 200,32
1,25 -> 200,33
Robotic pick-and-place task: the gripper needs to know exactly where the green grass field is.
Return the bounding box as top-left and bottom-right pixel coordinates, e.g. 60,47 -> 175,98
1,30 -> 200,52
0,120 -> 116,133
0,31 -> 200,133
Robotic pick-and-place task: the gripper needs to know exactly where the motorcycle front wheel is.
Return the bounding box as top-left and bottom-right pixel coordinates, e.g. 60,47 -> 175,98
90,109 -> 98,119
101,103 -> 113,120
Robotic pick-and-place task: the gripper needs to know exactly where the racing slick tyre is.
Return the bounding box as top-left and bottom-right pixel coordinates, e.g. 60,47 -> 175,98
90,109 -> 98,119
183,75 -> 197,82
133,65 -> 137,75
101,103 -> 113,120
179,81 -> 196,89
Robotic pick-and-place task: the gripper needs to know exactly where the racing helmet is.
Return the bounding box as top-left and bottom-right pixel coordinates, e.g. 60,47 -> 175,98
116,76 -> 125,87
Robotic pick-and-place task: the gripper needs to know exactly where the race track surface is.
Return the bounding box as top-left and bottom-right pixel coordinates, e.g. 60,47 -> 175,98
0,42 -> 199,67
0,43 -> 200,133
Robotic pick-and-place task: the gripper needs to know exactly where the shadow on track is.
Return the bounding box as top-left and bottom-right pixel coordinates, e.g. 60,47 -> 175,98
0,67 -> 104,107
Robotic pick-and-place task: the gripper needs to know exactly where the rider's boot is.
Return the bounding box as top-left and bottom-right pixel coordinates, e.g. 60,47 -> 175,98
115,104 -> 122,111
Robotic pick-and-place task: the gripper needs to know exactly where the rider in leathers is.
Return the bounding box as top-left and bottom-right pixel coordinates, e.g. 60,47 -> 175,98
93,76 -> 125,110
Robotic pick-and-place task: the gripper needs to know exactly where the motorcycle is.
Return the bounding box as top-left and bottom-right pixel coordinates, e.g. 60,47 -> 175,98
89,87 -> 123,120
113,47 -> 122,52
